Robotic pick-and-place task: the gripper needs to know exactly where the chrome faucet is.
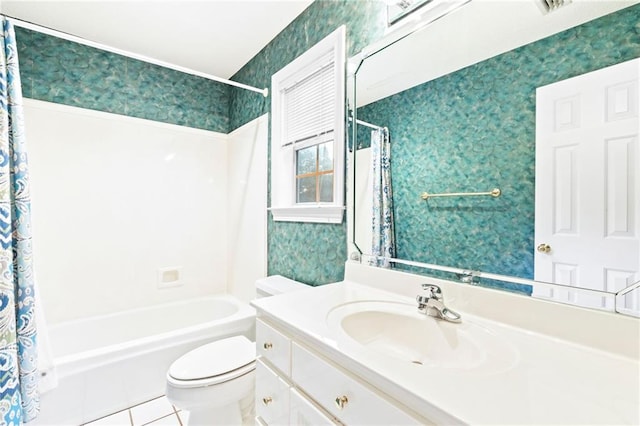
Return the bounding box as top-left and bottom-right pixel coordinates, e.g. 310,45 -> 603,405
416,284 -> 461,323
456,270 -> 478,284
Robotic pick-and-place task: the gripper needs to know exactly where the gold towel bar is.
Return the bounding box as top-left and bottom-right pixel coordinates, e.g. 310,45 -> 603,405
421,188 -> 501,200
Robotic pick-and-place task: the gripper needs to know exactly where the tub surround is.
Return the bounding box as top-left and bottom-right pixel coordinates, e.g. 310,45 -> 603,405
26,99 -> 230,322
26,100 -> 267,323
252,262 -> 639,424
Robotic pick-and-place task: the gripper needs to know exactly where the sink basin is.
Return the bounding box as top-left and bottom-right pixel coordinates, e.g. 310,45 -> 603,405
326,301 -> 518,373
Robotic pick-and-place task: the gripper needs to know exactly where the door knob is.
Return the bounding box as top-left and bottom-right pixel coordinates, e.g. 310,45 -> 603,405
537,243 -> 551,253
335,395 -> 349,409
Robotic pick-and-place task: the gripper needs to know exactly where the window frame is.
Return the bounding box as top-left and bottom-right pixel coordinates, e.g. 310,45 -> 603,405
270,26 -> 346,224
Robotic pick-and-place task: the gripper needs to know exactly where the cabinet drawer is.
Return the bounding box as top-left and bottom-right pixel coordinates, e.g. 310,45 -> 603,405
289,388 -> 340,426
291,343 -> 422,425
255,360 -> 290,426
257,319 -> 291,375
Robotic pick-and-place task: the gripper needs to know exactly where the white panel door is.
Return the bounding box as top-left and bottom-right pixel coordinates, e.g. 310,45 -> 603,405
535,58 -> 640,313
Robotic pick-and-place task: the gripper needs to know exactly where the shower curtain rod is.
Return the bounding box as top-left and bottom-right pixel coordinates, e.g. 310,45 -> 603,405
2,14 -> 269,97
355,118 -> 384,130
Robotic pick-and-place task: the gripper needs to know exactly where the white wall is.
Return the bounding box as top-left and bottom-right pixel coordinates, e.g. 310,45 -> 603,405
226,114 -> 268,302
25,100 -> 231,323
354,147 -> 373,254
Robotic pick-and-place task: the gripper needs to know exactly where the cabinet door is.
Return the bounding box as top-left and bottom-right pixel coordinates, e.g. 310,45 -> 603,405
289,388 -> 340,426
255,360 -> 290,425
257,319 -> 292,375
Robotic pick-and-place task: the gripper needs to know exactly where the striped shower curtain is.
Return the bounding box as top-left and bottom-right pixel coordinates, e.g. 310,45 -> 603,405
371,127 -> 395,267
0,17 -> 39,425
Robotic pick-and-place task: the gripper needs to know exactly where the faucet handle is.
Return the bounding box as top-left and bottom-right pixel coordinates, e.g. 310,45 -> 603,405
417,284 -> 461,323
421,284 -> 442,299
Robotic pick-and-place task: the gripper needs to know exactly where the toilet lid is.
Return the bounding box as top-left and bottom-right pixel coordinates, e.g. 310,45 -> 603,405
169,336 -> 255,381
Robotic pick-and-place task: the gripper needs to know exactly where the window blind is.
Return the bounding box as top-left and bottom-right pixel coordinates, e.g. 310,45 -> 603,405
282,52 -> 336,147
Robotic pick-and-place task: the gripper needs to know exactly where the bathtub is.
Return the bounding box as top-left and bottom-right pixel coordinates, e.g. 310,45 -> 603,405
33,295 -> 255,426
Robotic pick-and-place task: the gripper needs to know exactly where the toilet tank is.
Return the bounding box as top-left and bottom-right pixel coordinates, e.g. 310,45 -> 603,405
255,275 -> 309,298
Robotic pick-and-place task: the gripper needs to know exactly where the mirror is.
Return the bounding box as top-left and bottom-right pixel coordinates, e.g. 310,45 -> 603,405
349,0 -> 640,315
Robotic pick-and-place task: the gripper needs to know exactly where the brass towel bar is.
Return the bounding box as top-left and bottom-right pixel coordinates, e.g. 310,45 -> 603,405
421,188 -> 501,200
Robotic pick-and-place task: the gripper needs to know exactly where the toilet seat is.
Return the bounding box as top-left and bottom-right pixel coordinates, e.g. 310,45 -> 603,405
167,336 -> 256,388
167,361 -> 256,389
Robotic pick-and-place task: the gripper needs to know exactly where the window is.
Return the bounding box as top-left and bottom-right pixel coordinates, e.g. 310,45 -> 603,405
296,141 -> 333,203
270,26 -> 345,223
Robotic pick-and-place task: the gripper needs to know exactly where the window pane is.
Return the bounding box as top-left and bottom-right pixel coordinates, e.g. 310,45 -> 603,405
318,142 -> 333,172
297,176 -> 317,203
296,145 -> 317,175
319,173 -> 333,202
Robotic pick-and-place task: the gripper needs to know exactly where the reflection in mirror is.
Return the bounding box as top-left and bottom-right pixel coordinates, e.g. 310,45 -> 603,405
387,0 -> 432,24
386,0 -> 468,25
350,1 -> 640,315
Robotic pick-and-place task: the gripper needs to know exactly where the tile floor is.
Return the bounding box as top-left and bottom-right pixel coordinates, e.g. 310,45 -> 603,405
83,396 -> 189,426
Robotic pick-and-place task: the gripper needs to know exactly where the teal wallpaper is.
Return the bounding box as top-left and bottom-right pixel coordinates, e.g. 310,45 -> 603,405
16,27 -> 230,133
230,0 -> 388,285
358,4 -> 640,293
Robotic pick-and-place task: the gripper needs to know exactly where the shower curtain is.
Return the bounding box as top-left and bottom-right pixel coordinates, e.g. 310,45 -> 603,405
371,127 -> 395,267
0,17 -> 39,425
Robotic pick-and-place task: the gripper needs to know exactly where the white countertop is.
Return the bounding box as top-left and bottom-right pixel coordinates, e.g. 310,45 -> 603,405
252,266 -> 640,425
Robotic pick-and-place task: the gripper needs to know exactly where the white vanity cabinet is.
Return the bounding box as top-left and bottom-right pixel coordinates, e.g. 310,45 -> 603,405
255,318 -> 425,426
255,319 -> 337,425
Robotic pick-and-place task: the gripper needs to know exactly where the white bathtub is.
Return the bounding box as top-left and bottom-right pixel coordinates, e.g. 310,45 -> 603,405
33,295 -> 256,426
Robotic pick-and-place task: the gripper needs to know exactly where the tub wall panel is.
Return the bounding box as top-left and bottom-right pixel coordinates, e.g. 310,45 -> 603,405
226,114 -> 269,303
26,99 -> 229,323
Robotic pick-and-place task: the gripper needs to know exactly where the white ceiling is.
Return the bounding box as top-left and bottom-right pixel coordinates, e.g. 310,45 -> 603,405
0,0 -> 314,79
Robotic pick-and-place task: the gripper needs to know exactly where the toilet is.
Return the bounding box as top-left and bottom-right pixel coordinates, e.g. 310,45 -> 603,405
165,275 -> 308,426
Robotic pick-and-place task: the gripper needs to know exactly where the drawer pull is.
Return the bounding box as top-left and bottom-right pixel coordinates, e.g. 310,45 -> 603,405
263,342 -> 273,350
262,396 -> 273,406
335,395 -> 349,410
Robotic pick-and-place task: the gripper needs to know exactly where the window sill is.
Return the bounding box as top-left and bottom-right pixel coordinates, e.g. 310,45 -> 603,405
269,205 -> 345,224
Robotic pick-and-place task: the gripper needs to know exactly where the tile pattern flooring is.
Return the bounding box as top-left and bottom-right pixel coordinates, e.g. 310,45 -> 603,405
83,396 -> 189,426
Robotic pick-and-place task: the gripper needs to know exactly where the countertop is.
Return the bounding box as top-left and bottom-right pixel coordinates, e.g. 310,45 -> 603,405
252,274 -> 640,425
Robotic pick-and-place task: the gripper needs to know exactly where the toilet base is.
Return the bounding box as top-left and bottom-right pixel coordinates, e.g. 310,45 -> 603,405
182,393 -> 254,426
187,402 -> 239,426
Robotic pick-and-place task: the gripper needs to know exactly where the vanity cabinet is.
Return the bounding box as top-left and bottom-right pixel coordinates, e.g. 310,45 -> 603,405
255,318 -> 425,426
